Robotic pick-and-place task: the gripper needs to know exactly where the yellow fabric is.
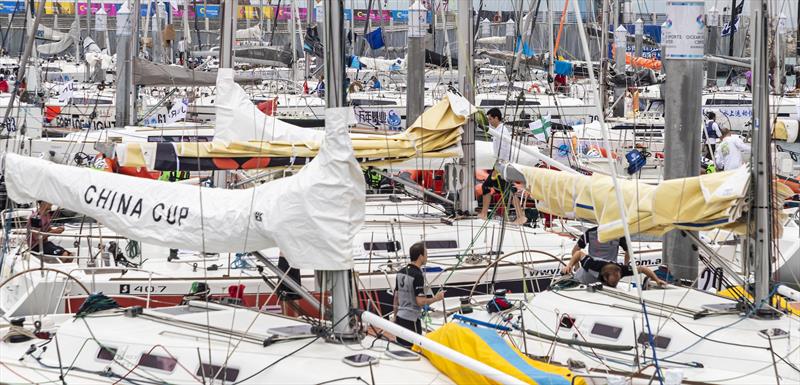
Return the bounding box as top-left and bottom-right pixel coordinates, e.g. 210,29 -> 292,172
416,323 -> 584,385
118,96 -> 467,168
517,165 -> 792,242
773,121 -> 788,140
718,286 -> 800,316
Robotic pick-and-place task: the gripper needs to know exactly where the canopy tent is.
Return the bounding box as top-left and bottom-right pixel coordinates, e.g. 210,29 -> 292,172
511,165 -> 792,242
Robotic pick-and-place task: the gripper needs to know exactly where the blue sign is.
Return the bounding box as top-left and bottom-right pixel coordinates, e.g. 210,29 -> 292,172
0,1 -> 24,14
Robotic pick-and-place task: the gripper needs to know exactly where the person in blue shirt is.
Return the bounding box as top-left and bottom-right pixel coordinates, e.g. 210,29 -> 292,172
315,74 -> 325,97
370,76 -> 382,90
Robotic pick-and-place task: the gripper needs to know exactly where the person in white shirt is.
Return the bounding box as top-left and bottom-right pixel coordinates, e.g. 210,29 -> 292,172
479,108 -> 527,225
714,127 -> 750,171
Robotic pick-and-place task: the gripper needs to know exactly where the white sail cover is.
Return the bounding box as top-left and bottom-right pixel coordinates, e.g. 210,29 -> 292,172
37,19 -> 80,55
4,108 -> 365,270
214,68 -> 323,145
235,24 -> 263,40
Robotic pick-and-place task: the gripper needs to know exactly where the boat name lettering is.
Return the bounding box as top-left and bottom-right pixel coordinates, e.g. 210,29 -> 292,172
84,185 -> 144,218
152,203 -> 190,226
1,117 -> 16,132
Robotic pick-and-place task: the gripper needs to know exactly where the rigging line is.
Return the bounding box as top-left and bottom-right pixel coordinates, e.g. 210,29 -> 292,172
231,310 -> 353,385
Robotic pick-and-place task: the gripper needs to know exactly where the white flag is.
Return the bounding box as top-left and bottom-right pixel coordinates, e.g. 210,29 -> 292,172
57,82 -> 75,104
166,98 -> 188,123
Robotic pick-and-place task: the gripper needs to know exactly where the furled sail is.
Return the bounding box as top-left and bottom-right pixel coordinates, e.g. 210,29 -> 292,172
133,59 -> 261,86
37,18 -> 79,55
512,165 -> 793,242
115,69 -> 470,170
4,108 -> 365,270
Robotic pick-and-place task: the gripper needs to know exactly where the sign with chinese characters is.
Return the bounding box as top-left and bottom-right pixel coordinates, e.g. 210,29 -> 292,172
354,107 -> 404,131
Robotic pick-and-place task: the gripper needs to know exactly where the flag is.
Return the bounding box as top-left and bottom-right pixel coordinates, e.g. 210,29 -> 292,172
721,1 -> 743,37
529,115 -> 551,142
350,55 -> 363,69
165,98 -> 188,124
365,27 -> 385,50
515,36 -> 534,57
57,81 -> 75,104
554,60 -> 573,76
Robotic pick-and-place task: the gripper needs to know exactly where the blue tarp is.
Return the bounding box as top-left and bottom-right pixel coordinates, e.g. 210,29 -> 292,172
365,27 -> 385,50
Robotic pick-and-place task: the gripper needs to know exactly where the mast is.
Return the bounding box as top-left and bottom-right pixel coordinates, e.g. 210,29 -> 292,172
321,0 -> 357,339
456,0 -> 475,215
114,0 -> 136,127
305,0 -> 313,81
546,0 -> 555,81
661,0 -> 704,281
726,0 -> 738,59
612,25 -> 626,117
219,0 -> 236,69
749,0 -> 773,313
599,0 -> 609,115
1,0 -> 46,124
705,6 -> 719,86
406,1 -> 426,126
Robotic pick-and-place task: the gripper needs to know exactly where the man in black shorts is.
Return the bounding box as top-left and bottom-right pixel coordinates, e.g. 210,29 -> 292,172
393,242 -> 445,348
478,108 -> 526,224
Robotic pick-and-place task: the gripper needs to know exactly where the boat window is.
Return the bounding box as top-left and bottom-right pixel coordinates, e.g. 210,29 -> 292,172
68,97 -> 113,105
96,346 -> 117,361
364,241 -> 401,252
351,99 -> 397,106
138,353 -> 178,372
590,323 -> 622,339
637,332 -> 671,349
704,99 -> 751,105
424,240 -> 458,249
479,99 -> 541,107
197,363 -> 240,382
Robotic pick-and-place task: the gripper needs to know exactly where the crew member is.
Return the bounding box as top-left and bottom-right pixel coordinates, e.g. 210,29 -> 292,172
703,111 -> 722,159
393,242 -> 445,348
28,201 -> 72,261
576,256 -> 666,288
479,108 -> 527,225
370,76 -> 382,90
715,127 -> 750,171
562,226 -> 630,283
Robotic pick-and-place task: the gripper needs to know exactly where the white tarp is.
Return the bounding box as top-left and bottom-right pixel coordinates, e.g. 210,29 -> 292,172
4,108 -> 365,270
214,68 -> 324,145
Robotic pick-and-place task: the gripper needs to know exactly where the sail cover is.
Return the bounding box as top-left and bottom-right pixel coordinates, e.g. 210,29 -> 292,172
4,108 -> 365,269
37,19 -> 79,55
512,165 -> 792,242
116,69 -> 468,170
133,59 -> 260,86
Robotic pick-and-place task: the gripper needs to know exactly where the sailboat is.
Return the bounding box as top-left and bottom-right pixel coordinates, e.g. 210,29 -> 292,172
421,3 -> 800,384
